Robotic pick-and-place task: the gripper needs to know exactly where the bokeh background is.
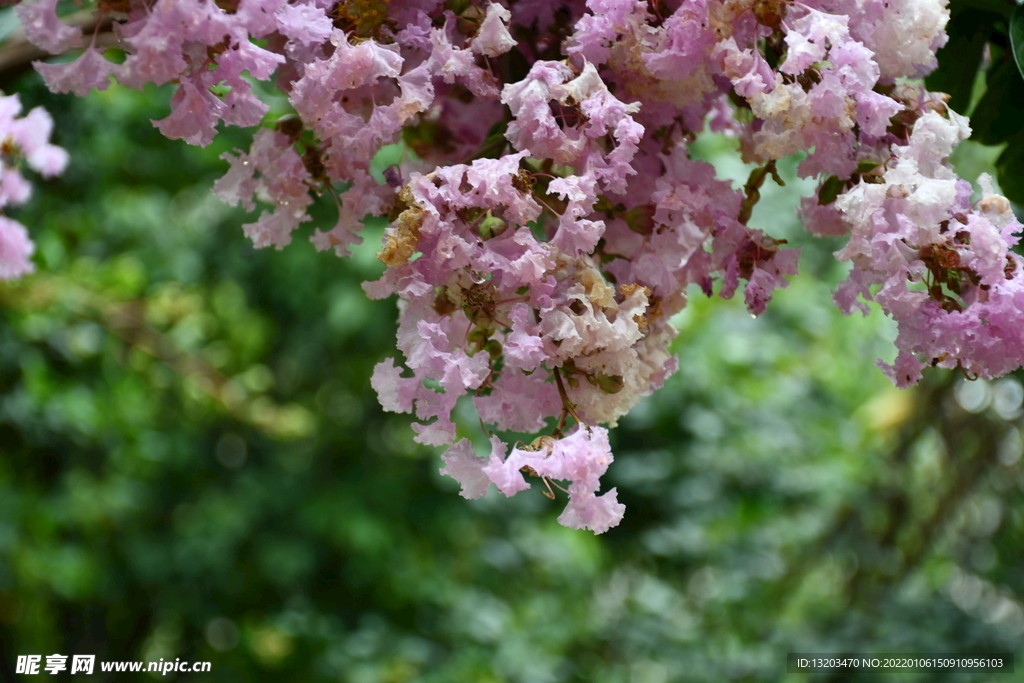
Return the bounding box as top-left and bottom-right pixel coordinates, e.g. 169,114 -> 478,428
2,14 -> 1024,682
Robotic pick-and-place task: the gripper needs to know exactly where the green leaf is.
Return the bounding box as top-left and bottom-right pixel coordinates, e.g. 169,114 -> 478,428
623,204 -> 656,235
1012,4 -> 1024,82
995,128 -> 1024,205
946,0 -> 1015,18
965,53 -> 1024,145
925,9 -> 992,113
855,160 -> 881,175
818,175 -> 844,206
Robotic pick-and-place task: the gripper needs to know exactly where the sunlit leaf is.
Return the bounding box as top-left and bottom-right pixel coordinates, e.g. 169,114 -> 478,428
1012,3 -> 1024,82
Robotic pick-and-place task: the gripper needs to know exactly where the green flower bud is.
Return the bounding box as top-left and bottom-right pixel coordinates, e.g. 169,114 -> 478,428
479,211 -> 507,240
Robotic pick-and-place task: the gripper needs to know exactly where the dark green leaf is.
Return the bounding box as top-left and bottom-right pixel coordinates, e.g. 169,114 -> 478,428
818,175 -> 844,206
946,0 -> 1015,18
495,42 -> 532,83
995,128 -> 1024,205
623,204 -> 656,235
925,9 -> 992,113
1011,3 -> 1024,82
855,160 -> 881,175
965,53 -> 1024,144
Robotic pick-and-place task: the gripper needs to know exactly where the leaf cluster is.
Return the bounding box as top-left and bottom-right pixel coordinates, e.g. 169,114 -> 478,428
927,0 -> 1024,203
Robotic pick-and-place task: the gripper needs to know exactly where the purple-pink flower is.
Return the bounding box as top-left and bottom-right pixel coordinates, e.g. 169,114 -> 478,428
17,0 -> 1023,533
0,94 -> 68,280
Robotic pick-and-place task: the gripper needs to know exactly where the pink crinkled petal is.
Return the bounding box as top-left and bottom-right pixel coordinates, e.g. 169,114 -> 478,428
546,426 -> 613,492
13,107 -> 68,177
371,358 -> 418,414
473,367 -> 561,432
221,80 -> 269,128
426,19 -> 499,98
439,439 -> 492,499
877,350 -> 924,389
503,303 -> 547,371
557,489 -> 626,535
0,216 -> 35,280
15,0 -> 83,54
482,446 -> 531,496
212,151 -> 258,212
152,78 -> 225,147
242,209 -> 303,250
471,3 -> 516,57
275,1 -> 334,45
34,47 -> 115,98
798,196 -> 850,237
0,167 -> 33,207
411,416 -> 457,446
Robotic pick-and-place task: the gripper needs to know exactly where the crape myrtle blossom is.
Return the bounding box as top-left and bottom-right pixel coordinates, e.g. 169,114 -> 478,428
16,0 -> 1024,532
834,108 -> 1024,387
0,94 -> 68,279
14,0 -> 82,55
441,428 -> 625,534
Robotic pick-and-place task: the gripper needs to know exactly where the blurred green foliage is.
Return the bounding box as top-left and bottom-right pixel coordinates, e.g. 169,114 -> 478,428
2,60 -> 1024,683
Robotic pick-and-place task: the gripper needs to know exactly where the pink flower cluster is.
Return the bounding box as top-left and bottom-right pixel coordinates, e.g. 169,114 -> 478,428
0,94 -> 67,279
18,0 -> 1024,532
441,428 -> 624,534
834,108 -> 1024,386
